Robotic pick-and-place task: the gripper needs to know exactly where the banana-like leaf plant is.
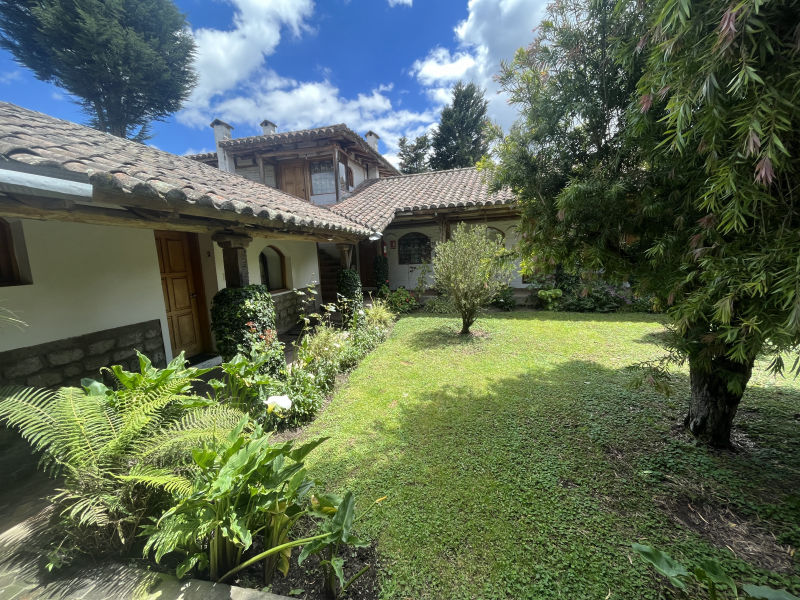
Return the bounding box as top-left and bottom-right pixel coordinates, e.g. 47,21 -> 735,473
632,544 -> 799,599
138,417 -> 328,583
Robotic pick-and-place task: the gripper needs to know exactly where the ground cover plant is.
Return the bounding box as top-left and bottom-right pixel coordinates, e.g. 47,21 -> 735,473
292,312 -> 799,599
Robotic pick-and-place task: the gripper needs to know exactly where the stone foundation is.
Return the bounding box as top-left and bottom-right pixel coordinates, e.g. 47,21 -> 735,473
273,286 -> 319,333
0,320 -> 166,483
0,319 -> 166,388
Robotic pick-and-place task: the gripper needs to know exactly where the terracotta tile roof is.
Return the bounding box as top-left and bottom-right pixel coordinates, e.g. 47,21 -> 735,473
0,102 -> 371,236
188,123 -> 400,177
331,167 -> 516,231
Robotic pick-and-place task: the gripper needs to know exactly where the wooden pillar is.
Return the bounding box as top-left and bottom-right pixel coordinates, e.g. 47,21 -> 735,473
334,146 -> 341,205
336,243 -> 353,269
213,232 -> 252,288
438,215 -> 448,242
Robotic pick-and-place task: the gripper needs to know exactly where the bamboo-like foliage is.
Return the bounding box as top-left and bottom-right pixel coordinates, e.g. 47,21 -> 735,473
0,352 -> 245,564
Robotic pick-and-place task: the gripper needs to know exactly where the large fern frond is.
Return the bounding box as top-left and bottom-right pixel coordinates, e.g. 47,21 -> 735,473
0,386 -> 120,473
99,384 -> 199,463
134,405 -> 246,465
119,465 -> 194,497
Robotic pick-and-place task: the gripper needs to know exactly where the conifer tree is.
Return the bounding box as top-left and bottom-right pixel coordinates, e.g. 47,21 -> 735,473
0,0 -> 197,140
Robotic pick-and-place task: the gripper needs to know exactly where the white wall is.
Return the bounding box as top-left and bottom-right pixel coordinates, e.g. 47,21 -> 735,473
0,219 -> 171,357
246,238 -> 320,290
383,218 -> 524,290
384,223 -> 440,290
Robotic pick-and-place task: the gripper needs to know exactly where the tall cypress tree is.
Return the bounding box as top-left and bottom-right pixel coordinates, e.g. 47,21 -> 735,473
0,0 -> 197,140
397,134 -> 431,174
429,82 -> 489,171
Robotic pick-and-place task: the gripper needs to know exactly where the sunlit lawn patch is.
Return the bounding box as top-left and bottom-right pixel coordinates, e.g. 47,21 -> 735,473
298,311 -> 800,599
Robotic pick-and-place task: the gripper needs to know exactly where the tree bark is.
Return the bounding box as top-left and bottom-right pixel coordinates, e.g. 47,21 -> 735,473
685,355 -> 754,448
460,312 -> 474,335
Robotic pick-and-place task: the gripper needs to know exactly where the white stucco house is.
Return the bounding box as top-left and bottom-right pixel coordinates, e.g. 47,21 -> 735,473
0,103 -> 371,388
188,120 -> 522,302
0,102 -> 520,388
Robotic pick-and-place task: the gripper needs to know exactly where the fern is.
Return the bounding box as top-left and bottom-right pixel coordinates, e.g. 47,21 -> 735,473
133,405 -> 247,465
120,465 -> 194,497
0,351 -> 239,564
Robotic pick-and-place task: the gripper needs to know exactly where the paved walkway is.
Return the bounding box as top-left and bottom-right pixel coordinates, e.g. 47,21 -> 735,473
0,473 -> 288,600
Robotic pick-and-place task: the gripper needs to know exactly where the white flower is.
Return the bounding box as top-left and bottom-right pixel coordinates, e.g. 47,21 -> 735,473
265,395 -> 292,411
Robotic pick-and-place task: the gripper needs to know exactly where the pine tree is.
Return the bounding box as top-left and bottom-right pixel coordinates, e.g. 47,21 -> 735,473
0,0 -> 197,140
429,82 -> 489,171
397,134 -> 430,174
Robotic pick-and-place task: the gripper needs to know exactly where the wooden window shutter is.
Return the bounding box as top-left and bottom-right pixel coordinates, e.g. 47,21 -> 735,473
0,219 -> 20,285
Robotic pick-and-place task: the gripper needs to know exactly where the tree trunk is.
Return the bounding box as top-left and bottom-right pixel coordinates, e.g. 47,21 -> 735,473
685,355 -> 754,448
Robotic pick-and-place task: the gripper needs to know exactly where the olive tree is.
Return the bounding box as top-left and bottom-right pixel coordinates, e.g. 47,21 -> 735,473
432,223 -> 513,335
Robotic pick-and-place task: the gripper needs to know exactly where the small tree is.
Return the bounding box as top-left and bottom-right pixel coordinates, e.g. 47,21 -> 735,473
433,224 -> 512,334
0,0 -> 197,140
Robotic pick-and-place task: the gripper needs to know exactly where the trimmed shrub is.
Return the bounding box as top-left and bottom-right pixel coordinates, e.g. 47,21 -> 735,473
210,285 -> 284,373
527,270 -> 653,313
337,268 -> 362,303
337,268 -> 363,324
374,255 -> 389,289
386,287 -> 419,313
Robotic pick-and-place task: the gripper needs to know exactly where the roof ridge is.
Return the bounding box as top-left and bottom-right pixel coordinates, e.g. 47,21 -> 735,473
219,122 -> 349,146
378,166 -> 478,180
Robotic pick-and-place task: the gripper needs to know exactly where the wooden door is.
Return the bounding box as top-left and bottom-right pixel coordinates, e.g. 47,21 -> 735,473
279,161 -> 307,200
155,231 -> 207,358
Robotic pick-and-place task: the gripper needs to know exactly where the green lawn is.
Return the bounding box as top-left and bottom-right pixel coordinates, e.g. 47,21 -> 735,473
299,311 -> 800,599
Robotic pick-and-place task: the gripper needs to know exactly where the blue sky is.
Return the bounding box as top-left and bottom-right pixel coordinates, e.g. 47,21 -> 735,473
0,0 -> 546,165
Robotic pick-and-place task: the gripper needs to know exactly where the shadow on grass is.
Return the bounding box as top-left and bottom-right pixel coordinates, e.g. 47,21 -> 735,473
403,307 -> 666,324
308,358 -> 800,598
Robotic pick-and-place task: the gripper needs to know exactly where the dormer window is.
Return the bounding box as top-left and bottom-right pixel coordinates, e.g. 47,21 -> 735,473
310,160 -> 335,195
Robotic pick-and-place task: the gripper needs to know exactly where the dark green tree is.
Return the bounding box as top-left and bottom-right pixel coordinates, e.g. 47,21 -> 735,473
397,134 -> 430,174
429,81 -> 489,170
487,0 -> 800,447
0,0 -> 197,140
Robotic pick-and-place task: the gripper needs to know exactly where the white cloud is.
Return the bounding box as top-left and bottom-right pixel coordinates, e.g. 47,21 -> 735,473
412,48 -> 475,86
411,0 -> 547,130
387,0 -> 412,6
0,70 -> 21,84
183,0 -> 314,114
186,75 -> 436,156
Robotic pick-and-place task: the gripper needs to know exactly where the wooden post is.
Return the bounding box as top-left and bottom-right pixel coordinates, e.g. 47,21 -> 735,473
213,232 -> 253,288
336,243 -> 353,269
334,146 -> 340,204
438,215 -> 448,242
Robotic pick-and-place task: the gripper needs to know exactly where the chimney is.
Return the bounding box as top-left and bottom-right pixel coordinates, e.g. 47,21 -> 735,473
210,118 -> 235,173
365,130 -> 379,151
260,119 -> 277,135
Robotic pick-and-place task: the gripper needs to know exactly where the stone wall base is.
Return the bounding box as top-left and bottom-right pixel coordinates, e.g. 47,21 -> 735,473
0,319 -> 166,483
273,286 -> 320,333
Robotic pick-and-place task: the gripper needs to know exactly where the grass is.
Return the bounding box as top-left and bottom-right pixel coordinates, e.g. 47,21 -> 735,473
298,311 -> 800,599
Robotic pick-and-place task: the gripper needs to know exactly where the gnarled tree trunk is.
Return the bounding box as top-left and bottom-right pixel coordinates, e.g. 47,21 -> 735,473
685,355 -> 754,448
